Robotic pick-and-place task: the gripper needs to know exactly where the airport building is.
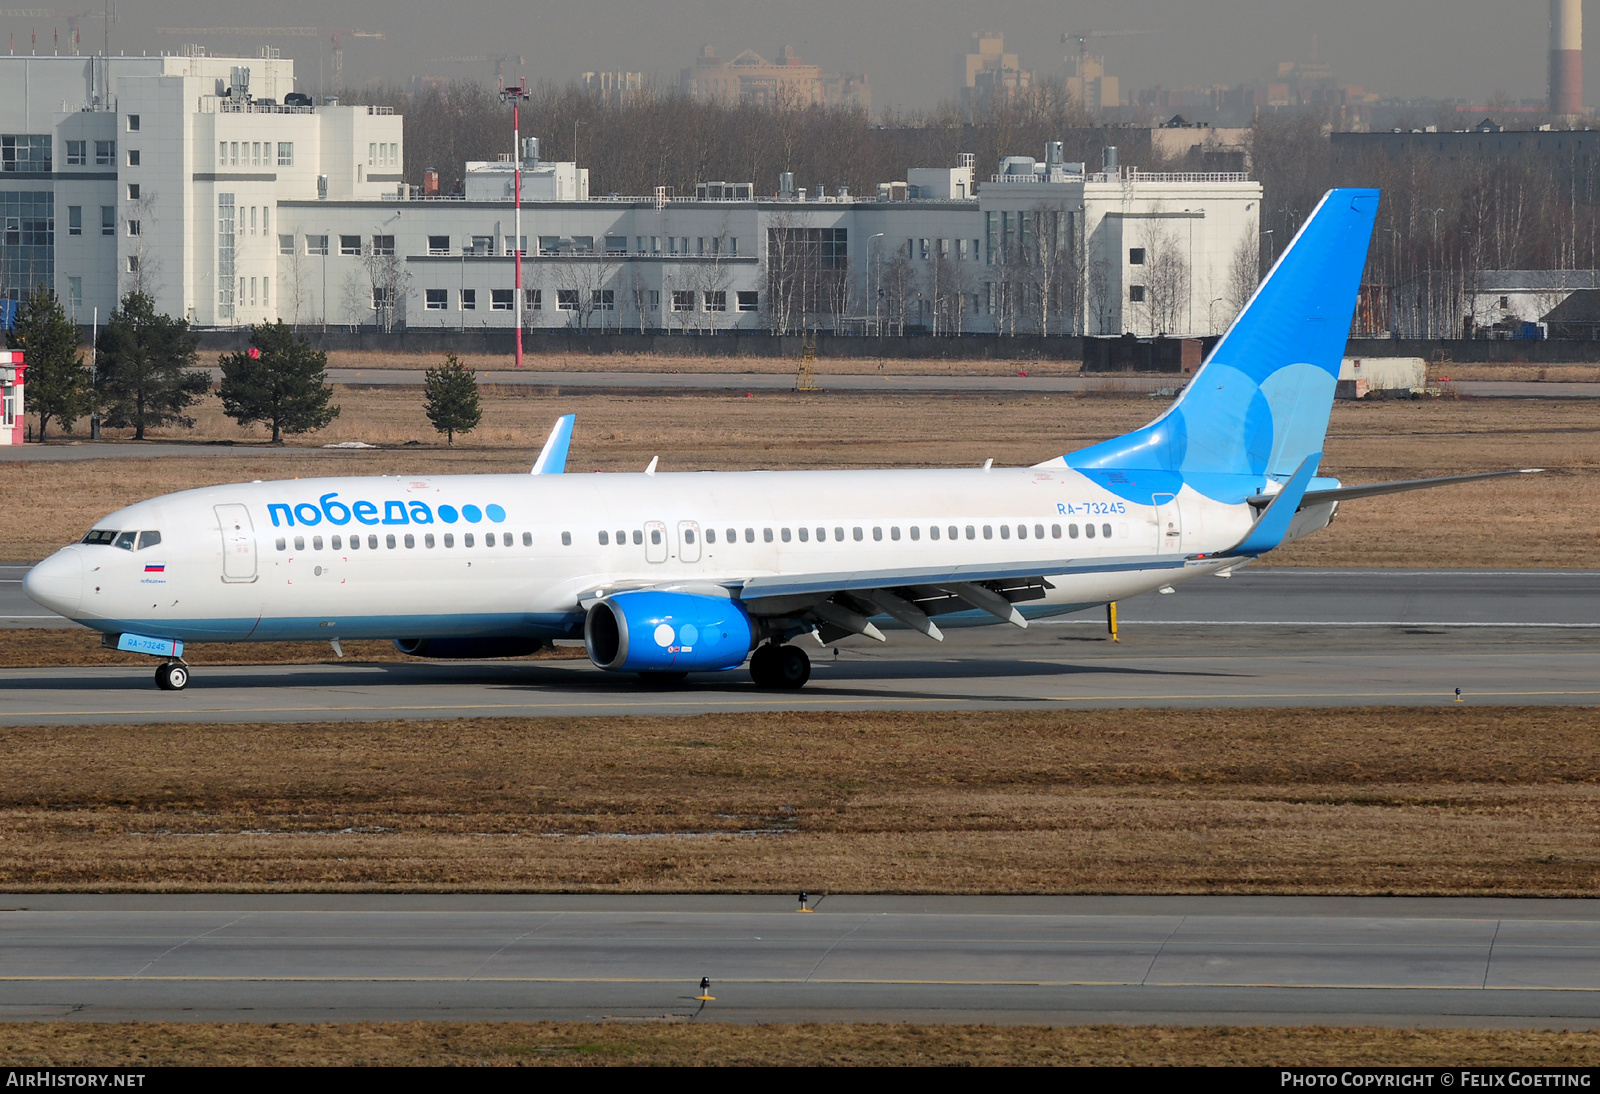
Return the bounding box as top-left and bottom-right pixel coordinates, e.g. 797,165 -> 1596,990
1,53 -> 1261,338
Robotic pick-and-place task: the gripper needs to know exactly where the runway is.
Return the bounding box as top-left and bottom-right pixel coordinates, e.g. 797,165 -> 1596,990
0,894 -> 1594,1027
2,569 -> 1597,722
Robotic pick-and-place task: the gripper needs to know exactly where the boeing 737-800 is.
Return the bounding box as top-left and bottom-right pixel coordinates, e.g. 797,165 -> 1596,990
22,188 -> 1536,691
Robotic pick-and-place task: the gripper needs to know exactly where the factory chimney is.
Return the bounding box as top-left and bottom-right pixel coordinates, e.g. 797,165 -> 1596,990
1550,0 -> 1583,116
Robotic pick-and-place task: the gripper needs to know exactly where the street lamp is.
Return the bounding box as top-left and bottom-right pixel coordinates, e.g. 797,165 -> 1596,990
868,233 -> 884,337
1260,228 -> 1275,268
1208,296 -> 1226,335
500,80 -> 532,368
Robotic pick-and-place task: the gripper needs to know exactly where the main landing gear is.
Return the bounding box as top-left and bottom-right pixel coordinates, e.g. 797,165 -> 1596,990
154,661 -> 190,691
749,643 -> 811,690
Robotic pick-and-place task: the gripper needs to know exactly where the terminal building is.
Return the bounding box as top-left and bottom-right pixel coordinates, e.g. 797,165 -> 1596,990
1,53 -> 1261,339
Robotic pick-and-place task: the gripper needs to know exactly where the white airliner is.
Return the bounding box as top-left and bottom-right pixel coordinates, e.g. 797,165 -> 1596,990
23,188 -> 1535,691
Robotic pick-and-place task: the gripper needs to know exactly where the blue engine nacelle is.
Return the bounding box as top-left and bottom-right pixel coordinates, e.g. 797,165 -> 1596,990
585,590 -> 754,673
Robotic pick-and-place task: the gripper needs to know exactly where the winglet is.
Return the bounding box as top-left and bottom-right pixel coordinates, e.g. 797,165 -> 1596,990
531,414 -> 575,475
1225,453 -> 1322,557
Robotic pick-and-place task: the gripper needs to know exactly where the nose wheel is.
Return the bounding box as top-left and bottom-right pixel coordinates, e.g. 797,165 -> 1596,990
749,643 -> 811,689
155,662 -> 190,691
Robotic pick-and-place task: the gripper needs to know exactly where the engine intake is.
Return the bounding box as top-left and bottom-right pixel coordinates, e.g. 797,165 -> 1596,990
585,590 -> 754,673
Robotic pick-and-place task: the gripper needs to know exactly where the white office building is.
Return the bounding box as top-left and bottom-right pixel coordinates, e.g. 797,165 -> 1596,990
1,54 -> 1261,338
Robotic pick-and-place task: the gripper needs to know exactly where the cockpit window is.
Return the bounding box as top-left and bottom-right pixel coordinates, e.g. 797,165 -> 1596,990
113,531 -> 137,551
82,529 -> 118,545
137,530 -> 162,550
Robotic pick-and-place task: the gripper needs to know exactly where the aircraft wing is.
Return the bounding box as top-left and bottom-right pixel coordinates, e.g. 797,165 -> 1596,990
1247,468 -> 1543,509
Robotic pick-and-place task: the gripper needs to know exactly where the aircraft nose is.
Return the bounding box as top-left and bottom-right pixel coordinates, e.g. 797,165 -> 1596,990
23,548 -> 83,617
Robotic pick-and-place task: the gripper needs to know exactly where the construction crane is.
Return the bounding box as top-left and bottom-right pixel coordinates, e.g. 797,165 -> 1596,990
1062,28 -> 1161,67
426,54 -> 523,83
154,27 -> 385,84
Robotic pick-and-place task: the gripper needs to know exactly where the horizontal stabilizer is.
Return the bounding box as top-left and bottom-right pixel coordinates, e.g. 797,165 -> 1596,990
1223,453 -> 1321,557
531,414 -> 575,475
1247,468 -> 1545,509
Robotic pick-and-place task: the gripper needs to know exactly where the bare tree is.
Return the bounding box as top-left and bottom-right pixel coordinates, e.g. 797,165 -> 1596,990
120,192 -> 162,299
361,243 -> 412,333
1222,232 -> 1261,329
1138,218 -> 1191,336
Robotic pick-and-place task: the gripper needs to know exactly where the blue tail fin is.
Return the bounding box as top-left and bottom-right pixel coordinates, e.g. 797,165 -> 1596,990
1056,188 -> 1379,500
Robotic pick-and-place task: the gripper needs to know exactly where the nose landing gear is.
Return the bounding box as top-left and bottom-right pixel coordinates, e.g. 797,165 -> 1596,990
748,642 -> 811,689
155,662 -> 190,691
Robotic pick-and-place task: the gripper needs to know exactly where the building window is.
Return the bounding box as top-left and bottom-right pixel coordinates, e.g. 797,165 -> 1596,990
1129,285 -> 1146,302
491,288 -> 513,310
425,288 -> 447,310
737,290 -> 758,312
279,234 -> 295,255
126,220 -> 140,236
460,289 -> 476,310
66,140 -> 86,166
373,286 -> 393,312
372,235 -> 394,256
277,142 -> 293,166
556,289 -> 578,311
100,206 -> 115,236
126,183 -> 139,201
605,235 -> 628,255
648,290 -> 660,311
126,114 -> 140,132
68,206 -> 81,236
95,140 -> 114,166
593,289 -> 615,311
671,290 -> 694,312
217,194 -> 235,320
368,142 -> 376,165
1129,247 -> 1146,265
525,288 -> 541,310
703,291 -> 726,312
67,277 -> 81,308
126,149 -> 139,167
127,255 -> 139,273
306,234 -> 329,256
427,235 -> 450,256
339,235 -> 362,256
730,237 -> 740,256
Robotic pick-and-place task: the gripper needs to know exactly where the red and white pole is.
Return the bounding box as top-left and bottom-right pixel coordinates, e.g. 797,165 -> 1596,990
513,99 -> 523,369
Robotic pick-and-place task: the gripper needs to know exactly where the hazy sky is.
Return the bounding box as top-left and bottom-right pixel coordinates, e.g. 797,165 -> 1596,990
14,1 -> 1572,112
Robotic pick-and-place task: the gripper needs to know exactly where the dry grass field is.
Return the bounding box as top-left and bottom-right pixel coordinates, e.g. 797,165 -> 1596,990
0,1021 -> 1594,1066
7,389 -> 1597,567
0,707 -> 1593,894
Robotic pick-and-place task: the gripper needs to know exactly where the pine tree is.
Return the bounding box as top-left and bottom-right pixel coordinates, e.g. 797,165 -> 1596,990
219,321 -> 339,444
6,284 -> 88,442
94,292 -> 208,441
423,353 -> 482,446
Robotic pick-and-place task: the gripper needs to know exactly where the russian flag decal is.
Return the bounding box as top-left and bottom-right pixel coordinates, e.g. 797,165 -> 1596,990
144,563 -> 165,573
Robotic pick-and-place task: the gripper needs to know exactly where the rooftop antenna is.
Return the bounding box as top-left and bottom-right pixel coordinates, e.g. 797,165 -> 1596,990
499,78 -> 532,370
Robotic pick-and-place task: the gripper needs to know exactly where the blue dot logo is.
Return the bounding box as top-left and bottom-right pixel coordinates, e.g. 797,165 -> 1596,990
463,504 -> 483,524
486,504 -> 506,523
437,505 -> 459,524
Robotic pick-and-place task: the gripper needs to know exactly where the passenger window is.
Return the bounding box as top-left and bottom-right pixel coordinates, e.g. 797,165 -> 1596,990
1069,524 -> 1079,539
404,534 -> 415,548
781,528 -> 791,542
114,531 -> 137,550
276,538 -> 287,551
982,526 -> 992,540
613,531 -> 623,546
909,527 -> 919,541
1085,524 -> 1096,539
332,535 -> 342,550
312,536 -> 323,550
599,531 -> 609,545
523,532 -> 533,546
1016,525 -> 1027,540
727,528 -> 737,543
633,530 -> 643,545
349,536 -> 361,551
294,536 -> 306,551
834,527 -> 845,542
798,527 -> 809,542
466,533 -> 477,548
686,529 -> 697,544
444,534 -> 455,548
952,526 -> 961,540
367,535 -> 379,549
745,528 -> 755,543
706,529 -> 717,544
485,533 -> 496,547
872,527 -> 883,541
999,525 -> 1010,540
1051,524 -> 1061,539
763,528 -> 773,543
562,532 -> 572,546
386,534 -> 397,549
1036,525 -> 1046,539
890,527 -> 900,541
816,527 -> 826,542
425,534 -> 435,548
137,530 -> 162,550
651,529 -> 662,545
930,526 -> 940,541
1103,523 -> 1113,539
